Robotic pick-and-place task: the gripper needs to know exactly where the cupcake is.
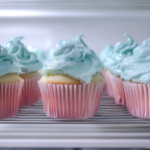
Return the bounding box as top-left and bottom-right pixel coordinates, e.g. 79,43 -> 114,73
4,37 -> 43,107
121,38 -> 150,118
38,35 -> 105,119
99,44 -> 114,97
109,33 -> 137,105
0,45 -> 23,119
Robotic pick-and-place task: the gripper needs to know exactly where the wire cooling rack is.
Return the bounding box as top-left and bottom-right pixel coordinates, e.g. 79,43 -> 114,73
0,92 -> 150,148
1,92 -> 150,124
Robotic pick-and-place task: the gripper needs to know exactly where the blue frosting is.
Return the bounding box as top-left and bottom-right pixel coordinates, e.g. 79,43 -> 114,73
43,35 -> 102,83
0,45 -> 21,76
121,38 -> 150,83
4,37 -> 43,74
109,33 -> 138,76
28,46 -> 47,62
99,44 -> 114,69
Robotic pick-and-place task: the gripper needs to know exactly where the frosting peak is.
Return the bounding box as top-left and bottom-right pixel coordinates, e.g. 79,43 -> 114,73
109,33 -> 138,76
43,35 -> 102,83
121,38 -> 150,83
114,33 -> 137,54
4,37 -> 43,74
0,45 -> 21,76
53,35 -> 88,56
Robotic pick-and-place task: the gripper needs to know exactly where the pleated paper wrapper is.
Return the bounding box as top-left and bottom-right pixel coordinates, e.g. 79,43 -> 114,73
38,81 -> 105,119
110,75 -> 125,105
100,69 -> 104,78
123,81 -> 150,119
0,79 -> 24,119
101,68 -> 114,98
20,76 -> 41,107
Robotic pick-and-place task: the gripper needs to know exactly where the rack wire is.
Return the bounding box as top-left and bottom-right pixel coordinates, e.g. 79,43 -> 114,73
0,92 -> 150,148
1,92 -> 150,124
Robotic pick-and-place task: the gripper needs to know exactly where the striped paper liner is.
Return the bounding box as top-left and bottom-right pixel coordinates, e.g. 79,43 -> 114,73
38,81 -> 105,119
123,81 -> 150,119
20,76 -> 41,107
101,69 -> 114,98
0,79 -> 24,119
110,75 -> 125,105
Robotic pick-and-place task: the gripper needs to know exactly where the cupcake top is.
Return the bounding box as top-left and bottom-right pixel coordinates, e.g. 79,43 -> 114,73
4,37 -> 43,74
43,35 -> 102,83
121,38 -> 150,83
0,45 -> 21,76
109,33 -> 137,76
28,45 -> 47,62
99,44 -> 114,69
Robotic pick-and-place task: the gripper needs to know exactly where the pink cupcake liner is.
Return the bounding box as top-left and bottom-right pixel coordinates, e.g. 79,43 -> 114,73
100,69 -> 105,78
123,81 -> 150,119
110,75 -> 125,105
0,80 -> 24,119
20,76 -> 41,107
100,68 -> 106,78
100,69 -> 113,97
38,81 -> 105,119
104,73 -> 114,98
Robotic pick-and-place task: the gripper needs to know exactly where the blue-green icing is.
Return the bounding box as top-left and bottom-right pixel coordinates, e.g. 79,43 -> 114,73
0,45 -> 21,76
109,33 -> 137,76
28,45 -> 47,62
99,44 -> 114,69
43,35 -> 102,83
4,37 -> 43,74
121,38 -> 150,83
48,48 -> 55,58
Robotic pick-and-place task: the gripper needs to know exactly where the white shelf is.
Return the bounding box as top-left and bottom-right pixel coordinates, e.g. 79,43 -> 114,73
1,0 -> 150,18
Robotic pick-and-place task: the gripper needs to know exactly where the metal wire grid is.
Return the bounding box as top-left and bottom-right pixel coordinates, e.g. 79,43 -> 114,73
0,92 -> 150,124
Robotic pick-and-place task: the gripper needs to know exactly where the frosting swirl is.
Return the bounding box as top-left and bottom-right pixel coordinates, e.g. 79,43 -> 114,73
0,45 -> 21,76
28,45 -> 47,62
99,44 -> 114,69
43,35 -> 102,83
121,38 -> 150,83
4,37 -> 43,74
109,33 -> 137,76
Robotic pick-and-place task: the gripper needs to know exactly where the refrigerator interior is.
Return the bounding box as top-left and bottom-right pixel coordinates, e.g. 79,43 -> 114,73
0,0 -> 150,149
